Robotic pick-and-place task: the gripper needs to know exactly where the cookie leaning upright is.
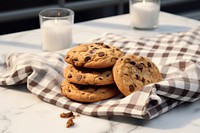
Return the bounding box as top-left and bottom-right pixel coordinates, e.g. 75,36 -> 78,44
113,54 -> 162,96
64,43 -> 124,68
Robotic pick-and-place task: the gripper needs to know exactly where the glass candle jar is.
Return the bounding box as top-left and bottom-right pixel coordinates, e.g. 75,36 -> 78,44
129,0 -> 160,30
39,8 -> 74,52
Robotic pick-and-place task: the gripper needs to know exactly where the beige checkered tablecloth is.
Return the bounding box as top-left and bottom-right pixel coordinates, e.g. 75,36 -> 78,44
0,27 -> 200,119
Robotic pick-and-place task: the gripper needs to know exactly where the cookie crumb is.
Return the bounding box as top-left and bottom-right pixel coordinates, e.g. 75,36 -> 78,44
66,118 -> 74,128
60,111 -> 74,118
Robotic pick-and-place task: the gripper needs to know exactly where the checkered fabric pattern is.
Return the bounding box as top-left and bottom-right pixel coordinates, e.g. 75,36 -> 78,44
0,27 -> 200,119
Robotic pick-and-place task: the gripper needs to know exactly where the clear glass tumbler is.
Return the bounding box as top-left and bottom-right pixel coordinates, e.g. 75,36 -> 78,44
129,0 -> 160,30
39,8 -> 74,51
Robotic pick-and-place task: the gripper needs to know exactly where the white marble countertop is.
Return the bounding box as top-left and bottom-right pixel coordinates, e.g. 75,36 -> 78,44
0,12 -> 200,133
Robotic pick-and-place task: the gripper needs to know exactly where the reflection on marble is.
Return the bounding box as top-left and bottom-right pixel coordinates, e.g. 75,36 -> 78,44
0,12 -> 200,133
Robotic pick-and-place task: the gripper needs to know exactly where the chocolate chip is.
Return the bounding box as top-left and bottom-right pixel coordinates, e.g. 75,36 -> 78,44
84,56 -> 91,62
147,62 -> 151,67
90,47 -> 100,54
142,77 -> 145,83
129,85 -> 134,92
76,75 -> 82,82
111,57 -> 118,62
65,55 -> 69,59
116,48 -> 120,51
130,61 -> 136,65
136,74 -> 140,80
136,63 -> 143,70
93,47 -> 99,50
106,73 -> 110,77
98,77 -> 103,80
98,52 -> 105,57
72,58 -> 78,63
125,58 -> 131,63
68,73 -> 72,78
103,45 -> 110,48
95,42 -> 104,45
89,50 -> 94,54
72,51 -> 76,53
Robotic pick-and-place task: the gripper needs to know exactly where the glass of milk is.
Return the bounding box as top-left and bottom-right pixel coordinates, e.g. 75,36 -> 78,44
129,0 -> 160,30
39,8 -> 74,52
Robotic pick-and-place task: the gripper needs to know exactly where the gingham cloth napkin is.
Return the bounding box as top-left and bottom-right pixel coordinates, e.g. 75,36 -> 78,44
0,27 -> 200,119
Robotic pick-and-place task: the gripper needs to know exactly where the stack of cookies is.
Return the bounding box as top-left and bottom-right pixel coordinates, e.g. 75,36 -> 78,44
61,43 -> 124,102
61,42 -> 163,103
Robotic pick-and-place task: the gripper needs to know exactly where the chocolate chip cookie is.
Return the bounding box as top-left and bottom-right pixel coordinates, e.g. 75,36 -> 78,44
64,43 -> 124,68
113,54 -> 162,96
64,65 -> 114,86
61,80 -> 119,102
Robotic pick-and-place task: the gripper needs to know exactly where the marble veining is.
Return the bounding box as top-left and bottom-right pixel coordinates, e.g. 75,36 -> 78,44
106,117 -> 138,133
194,106 -> 200,112
0,114 -> 11,133
193,123 -> 200,127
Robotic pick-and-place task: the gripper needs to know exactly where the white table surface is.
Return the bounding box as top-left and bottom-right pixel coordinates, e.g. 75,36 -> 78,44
0,12 -> 200,133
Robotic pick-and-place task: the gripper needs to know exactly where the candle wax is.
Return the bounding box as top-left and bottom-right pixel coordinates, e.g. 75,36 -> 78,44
130,2 -> 160,29
41,20 -> 72,51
